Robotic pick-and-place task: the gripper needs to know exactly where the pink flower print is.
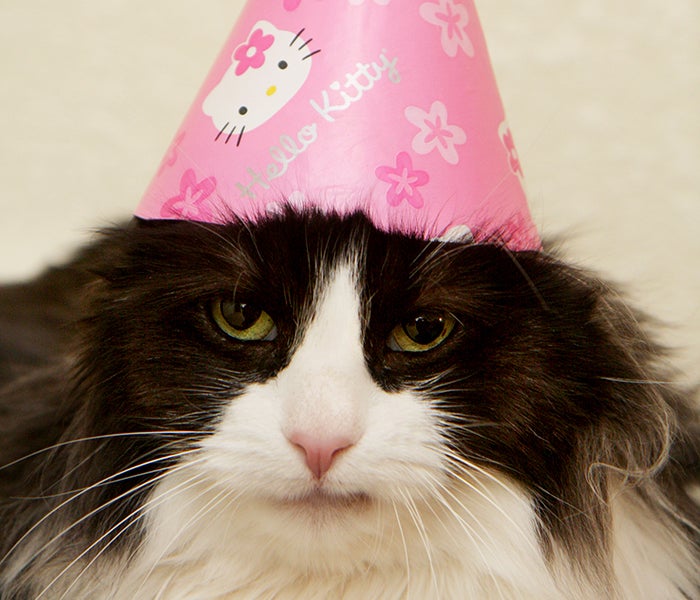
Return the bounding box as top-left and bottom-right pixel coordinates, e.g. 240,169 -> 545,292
420,0 -> 475,58
233,28 -> 275,76
405,101 -> 467,165
376,152 -> 430,209
283,0 -> 302,9
499,121 -> 524,177
158,131 -> 186,175
161,169 -> 217,219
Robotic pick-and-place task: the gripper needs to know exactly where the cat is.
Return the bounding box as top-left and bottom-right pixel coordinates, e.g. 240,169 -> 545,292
0,210 -> 698,599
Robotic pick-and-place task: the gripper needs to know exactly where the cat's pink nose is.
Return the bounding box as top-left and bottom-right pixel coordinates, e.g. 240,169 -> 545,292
288,432 -> 355,480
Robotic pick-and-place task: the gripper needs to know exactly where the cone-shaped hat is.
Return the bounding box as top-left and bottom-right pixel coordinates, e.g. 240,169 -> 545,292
136,0 -> 539,249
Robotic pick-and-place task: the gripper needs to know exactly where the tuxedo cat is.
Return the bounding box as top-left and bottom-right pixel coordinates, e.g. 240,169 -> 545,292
0,211 -> 698,599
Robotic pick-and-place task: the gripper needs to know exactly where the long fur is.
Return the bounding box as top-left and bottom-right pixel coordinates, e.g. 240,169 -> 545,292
0,211 -> 698,599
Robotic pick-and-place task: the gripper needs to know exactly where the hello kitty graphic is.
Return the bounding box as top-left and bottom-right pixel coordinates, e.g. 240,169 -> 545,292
203,21 -> 319,146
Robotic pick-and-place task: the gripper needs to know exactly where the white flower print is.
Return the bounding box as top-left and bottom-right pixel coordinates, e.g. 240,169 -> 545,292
405,101 -> 467,165
420,0 -> 475,58
433,224 -> 474,243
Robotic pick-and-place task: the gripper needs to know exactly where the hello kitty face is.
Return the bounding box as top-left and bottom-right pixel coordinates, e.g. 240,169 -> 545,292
202,21 -> 317,146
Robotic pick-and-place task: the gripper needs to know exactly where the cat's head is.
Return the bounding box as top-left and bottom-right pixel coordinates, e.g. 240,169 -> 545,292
202,21 -> 315,140
63,210 -> 677,582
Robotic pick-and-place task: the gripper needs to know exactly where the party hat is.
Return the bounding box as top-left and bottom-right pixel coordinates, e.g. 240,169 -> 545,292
136,0 -> 540,250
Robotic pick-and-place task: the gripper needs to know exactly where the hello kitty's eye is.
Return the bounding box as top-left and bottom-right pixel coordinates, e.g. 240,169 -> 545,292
278,60 -> 288,70
238,106 -> 248,115
388,312 -> 456,353
211,298 -> 277,342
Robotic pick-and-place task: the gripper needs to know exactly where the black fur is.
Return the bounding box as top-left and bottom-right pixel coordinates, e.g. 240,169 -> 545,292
0,211 -> 698,597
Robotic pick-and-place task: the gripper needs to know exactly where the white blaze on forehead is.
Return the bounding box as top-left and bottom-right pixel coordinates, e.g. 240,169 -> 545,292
278,262 -> 371,442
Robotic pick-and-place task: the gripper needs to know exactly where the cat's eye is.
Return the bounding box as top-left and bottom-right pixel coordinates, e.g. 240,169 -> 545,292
278,60 -> 288,70
388,312 -> 456,353
211,298 -> 277,342
238,106 -> 248,115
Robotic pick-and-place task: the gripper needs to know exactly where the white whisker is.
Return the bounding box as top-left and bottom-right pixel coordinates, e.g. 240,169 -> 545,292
398,488 -> 439,598
0,430 -> 201,474
1,449 -> 201,569
391,498 -> 411,598
46,469 -> 209,600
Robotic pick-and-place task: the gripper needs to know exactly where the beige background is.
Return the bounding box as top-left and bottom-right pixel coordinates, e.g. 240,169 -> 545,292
0,1 -> 698,375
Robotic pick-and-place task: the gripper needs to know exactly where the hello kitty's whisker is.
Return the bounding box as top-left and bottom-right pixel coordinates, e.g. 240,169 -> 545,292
225,125 -> 237,145
1,450 -> 202,569
290,27 -> 305,47
236,126 -> 245,147
297,37 -> 313,51
0,430 -> 200,474
302,49 -> 321,61
215,122 -> 230,142
47,470 -> 210,600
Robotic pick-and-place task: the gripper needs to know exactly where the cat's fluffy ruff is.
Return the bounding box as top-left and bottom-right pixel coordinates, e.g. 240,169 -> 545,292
0,211 -> 698,599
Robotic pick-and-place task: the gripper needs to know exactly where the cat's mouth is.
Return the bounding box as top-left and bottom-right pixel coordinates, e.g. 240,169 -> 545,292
277,488 -> 371,511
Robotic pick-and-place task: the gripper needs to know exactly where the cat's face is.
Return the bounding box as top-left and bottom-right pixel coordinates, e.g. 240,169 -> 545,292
202,20 -> 315,140
194,260 -> 444,509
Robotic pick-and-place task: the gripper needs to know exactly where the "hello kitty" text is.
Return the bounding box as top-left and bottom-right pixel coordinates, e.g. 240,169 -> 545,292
236,124 -> 318,198
309,51 -> 401,122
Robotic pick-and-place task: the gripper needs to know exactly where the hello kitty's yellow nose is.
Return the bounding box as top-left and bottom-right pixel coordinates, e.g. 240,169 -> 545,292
266,85 -> 277,97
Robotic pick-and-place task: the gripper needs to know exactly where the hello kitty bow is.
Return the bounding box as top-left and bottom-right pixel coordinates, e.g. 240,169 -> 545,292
135,0 -> 540,250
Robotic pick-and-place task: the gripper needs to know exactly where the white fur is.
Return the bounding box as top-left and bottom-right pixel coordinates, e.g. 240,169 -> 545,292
52,263 -> 695,599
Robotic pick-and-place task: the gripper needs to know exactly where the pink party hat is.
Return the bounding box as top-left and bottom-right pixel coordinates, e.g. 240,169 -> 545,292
136,0 -> 540,250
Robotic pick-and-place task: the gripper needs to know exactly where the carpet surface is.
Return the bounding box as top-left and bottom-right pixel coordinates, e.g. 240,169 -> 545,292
1,0 -> 698,374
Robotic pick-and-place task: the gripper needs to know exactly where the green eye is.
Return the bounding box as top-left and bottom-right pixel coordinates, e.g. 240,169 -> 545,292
389,312 -> 456,353
211,298 -> 277,341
